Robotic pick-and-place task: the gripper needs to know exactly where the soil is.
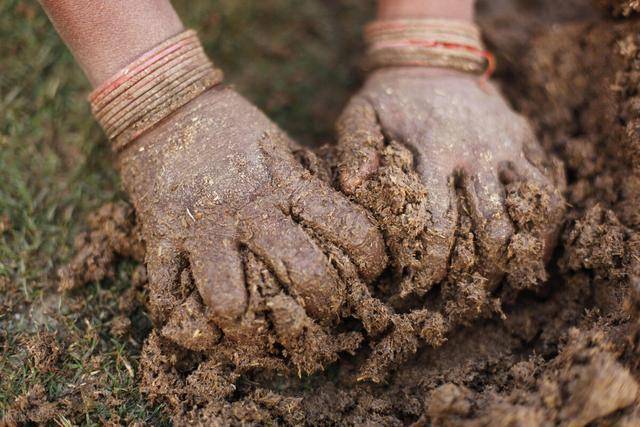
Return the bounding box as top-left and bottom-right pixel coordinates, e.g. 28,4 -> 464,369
53,1 -> 640,425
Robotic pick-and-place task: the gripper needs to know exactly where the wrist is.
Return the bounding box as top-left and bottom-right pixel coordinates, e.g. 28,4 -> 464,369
363,18 -> 492,76
377,0 -> 475,22
39,0 -> 185,87
370,66 -> 471,80
89,30 -> 224,152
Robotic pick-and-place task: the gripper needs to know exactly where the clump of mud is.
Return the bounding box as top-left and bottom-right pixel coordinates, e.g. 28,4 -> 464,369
57,202 -> 144,291
60,2 -> 640,425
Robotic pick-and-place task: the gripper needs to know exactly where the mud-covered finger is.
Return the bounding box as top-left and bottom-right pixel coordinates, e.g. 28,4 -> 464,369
336,97 -> 385,194
461,169 -> 515,284
506,159 -> 566,219
520,129 -> 552,173
189,239 -> 247,327
505,159 -> 566,261
267,292 -> 362,375
145,240 -> 185,324
240,207 -> 345,325
415,164 -> 458,290
289,177 -> 387,283
518,125 -> 566,189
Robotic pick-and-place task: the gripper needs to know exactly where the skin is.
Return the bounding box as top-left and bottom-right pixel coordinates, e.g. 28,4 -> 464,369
39,0 -> 184,87
337,1 -> 565,291
377,0 -> 475,20
38,1 -> 387,332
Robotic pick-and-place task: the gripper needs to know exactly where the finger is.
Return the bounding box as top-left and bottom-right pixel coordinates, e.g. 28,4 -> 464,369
412,164 -> 458,293
240,206 -> 345,325
504,159 -> 566,261
189,238 -> 247,327
289,177 -> 387,283
161,292 -> 222,352
267,292 -> 362,375
518,123 -> 567,190
506,158 -> 565,220
461,169 -> 515,285
145,240 -> 185,324
336,97 -> 384,194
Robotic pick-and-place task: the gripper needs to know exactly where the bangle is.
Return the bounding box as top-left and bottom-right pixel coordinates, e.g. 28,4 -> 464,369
364,19 -> 494,77
88,30 -> 224,151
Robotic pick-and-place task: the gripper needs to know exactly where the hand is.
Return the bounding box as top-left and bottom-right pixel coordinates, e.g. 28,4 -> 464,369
337,68 -> 565,296
118,86 -> 387,331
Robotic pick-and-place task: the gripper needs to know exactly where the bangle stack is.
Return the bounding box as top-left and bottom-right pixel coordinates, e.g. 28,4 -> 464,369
88,30 -> 224,151
364,18 -> 494,76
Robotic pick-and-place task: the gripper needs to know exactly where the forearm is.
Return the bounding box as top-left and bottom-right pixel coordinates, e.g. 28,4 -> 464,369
377,0 -> 475,21
39,0 -> 184,87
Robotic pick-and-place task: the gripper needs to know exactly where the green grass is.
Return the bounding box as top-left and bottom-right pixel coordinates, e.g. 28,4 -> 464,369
0,0 -> 373,423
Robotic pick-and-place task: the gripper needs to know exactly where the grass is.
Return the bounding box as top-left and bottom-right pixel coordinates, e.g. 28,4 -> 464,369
0,0 -> 373,423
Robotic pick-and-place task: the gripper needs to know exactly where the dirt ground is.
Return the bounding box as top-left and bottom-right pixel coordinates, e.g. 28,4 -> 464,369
3,0 -> 640,425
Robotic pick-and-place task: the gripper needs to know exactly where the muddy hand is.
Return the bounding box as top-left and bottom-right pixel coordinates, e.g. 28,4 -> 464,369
337,67 -> 565,293
119,86 -> 386,331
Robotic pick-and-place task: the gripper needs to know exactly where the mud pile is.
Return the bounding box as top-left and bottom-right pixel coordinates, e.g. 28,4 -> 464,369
58,2 -> 640,425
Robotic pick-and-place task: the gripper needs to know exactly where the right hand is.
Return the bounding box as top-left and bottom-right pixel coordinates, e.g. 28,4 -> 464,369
118,86 -> 387,332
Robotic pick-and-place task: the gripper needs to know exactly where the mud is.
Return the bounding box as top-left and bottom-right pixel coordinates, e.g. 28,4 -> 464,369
59,2 -> 640,425
57,202 -> 145,291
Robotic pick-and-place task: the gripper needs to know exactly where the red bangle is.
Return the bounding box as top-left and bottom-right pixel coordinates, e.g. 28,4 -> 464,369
89,30 -> 223,151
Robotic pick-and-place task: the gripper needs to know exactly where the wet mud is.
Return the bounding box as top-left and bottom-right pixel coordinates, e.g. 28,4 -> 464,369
58,2 -> 640,425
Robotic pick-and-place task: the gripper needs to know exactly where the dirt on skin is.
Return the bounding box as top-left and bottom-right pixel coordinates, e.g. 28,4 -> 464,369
54,2 -> 640,425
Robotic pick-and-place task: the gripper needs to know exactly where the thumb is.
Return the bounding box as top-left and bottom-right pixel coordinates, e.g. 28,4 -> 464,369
336,97 -> 384,195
